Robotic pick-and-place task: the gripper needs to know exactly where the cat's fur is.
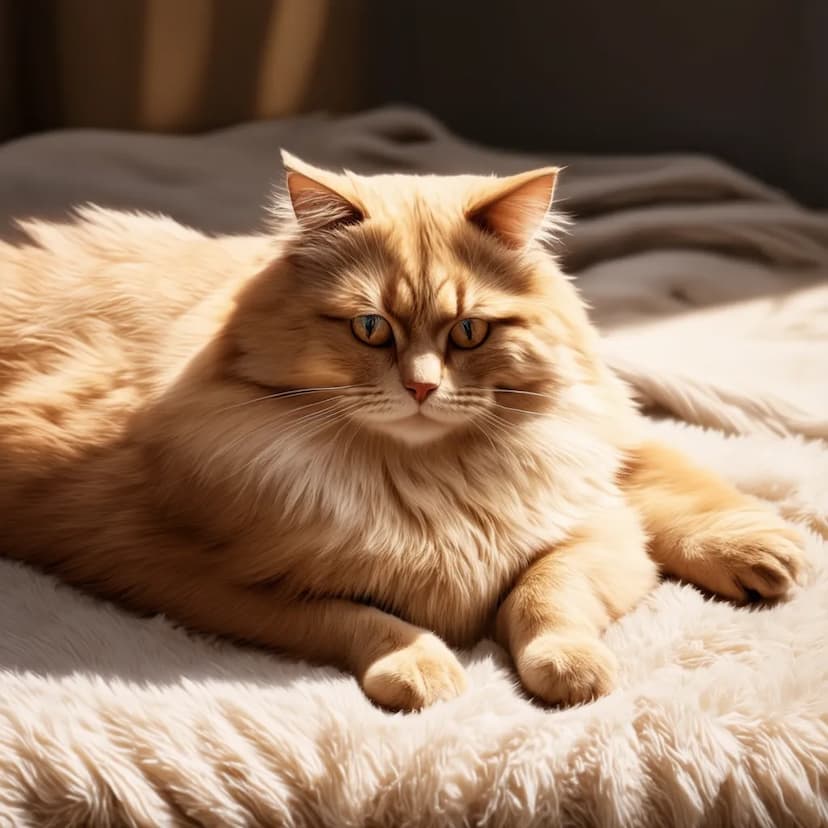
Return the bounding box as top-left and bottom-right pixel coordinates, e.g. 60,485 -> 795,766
0,155 -> 804,710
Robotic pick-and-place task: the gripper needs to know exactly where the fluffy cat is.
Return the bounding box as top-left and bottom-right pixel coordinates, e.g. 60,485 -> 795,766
0,154 -> 804,710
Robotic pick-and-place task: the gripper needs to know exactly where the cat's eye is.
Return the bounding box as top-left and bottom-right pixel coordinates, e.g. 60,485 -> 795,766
351,314 -> 393,347
449,318 -> 489,349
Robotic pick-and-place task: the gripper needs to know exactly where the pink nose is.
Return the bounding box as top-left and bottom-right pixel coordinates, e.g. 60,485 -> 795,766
405,381 -> 438,403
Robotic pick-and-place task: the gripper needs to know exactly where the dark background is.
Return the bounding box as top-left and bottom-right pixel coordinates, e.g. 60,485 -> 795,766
1,0 -> 826,206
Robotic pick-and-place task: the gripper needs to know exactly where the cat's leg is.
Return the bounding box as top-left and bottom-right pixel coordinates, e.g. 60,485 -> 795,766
621,441 -> 805,602
171,578 -> 466,712
496,504 -> 657,706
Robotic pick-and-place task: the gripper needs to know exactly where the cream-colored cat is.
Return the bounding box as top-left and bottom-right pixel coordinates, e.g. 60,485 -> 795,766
0,154 -> 804,710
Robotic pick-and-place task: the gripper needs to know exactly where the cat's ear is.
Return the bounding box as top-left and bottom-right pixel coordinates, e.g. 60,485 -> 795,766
467,167 -> 560,249
281,150 -> 364,232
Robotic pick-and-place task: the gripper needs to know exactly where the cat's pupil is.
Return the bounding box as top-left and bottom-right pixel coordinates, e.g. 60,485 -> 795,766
462,319 -> 473,341
364,316 -> 377,337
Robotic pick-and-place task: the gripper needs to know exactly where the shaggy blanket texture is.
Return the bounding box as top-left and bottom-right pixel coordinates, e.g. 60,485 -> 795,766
1,108 -> 827,827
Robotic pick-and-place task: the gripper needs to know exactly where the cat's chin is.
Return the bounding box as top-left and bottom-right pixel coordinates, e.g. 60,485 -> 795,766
370,413 -> 456,447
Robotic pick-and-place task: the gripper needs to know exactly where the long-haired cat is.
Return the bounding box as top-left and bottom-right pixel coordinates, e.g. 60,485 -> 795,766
0,154 -> 804,710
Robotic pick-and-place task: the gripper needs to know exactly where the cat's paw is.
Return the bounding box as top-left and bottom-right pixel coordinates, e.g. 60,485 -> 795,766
515,631 -> 617,707
361,633 -> 467,712
691,518 -> 806,602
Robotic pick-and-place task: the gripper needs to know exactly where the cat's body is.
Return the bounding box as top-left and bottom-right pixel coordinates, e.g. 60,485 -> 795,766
0,158 -> 804,710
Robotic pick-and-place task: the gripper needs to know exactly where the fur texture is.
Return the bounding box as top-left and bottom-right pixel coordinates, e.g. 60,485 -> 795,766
0,159 -> 805,710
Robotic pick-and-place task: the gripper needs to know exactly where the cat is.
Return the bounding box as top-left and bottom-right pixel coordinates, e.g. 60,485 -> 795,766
0,152 -> 804,711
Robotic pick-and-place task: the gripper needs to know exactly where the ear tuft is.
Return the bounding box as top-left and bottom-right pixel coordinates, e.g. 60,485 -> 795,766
281,151 -> 364,233
467,168 -> 560,249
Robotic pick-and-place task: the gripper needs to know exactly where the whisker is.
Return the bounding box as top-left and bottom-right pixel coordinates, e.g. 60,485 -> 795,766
475,410 -> 510,453
267,398 -> 362,443
216,384 -> 368,414
336,408 -> 364,458
215,397 -> 344,460
467,386 -> 559,403
327,413 -> 361,452
211,399 -> 363,485
281,401 -> 346,431
489,401 -> 562,418
487,408 -> 587,467
345,424 -> 361,455
285,402 -> 361,443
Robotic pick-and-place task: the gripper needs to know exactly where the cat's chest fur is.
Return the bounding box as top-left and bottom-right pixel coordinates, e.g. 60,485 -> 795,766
253,419 -> 622,646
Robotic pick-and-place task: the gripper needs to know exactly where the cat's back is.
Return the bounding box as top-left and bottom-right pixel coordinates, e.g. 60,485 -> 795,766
2,209 -> 255,360
0,208 -> 274,482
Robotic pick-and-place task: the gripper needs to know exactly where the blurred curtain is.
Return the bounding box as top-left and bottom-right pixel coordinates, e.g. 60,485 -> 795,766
4,0 -> 362,135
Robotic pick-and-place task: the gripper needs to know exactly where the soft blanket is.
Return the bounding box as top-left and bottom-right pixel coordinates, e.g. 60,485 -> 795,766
1,107 -> 826,827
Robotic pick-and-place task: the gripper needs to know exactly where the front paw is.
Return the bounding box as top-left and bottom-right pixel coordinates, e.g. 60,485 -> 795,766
361,633 -> 467,712
515,631 -> 617,707
690,517 -> 806,602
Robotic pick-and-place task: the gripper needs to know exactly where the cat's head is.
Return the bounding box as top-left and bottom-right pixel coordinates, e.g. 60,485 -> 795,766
228,152 -> 600,447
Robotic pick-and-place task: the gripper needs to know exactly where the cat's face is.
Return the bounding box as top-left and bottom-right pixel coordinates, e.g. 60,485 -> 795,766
230,155 -> 594,447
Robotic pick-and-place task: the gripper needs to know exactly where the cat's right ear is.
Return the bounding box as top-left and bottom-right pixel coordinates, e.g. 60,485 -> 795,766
281,150 -> 364,233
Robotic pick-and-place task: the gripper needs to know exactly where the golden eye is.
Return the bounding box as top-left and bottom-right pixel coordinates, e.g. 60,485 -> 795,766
351,314 -> 393,347
449,318 -> 489,349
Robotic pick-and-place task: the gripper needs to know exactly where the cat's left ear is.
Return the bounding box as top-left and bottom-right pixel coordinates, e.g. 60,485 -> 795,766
467,167 -> 560,249
281,150 -> 365,232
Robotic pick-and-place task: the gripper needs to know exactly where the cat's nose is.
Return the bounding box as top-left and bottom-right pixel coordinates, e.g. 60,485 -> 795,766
405,381 -> 438,403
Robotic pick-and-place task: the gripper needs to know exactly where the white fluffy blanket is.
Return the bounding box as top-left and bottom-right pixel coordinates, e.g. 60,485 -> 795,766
1,108 -> 827,827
